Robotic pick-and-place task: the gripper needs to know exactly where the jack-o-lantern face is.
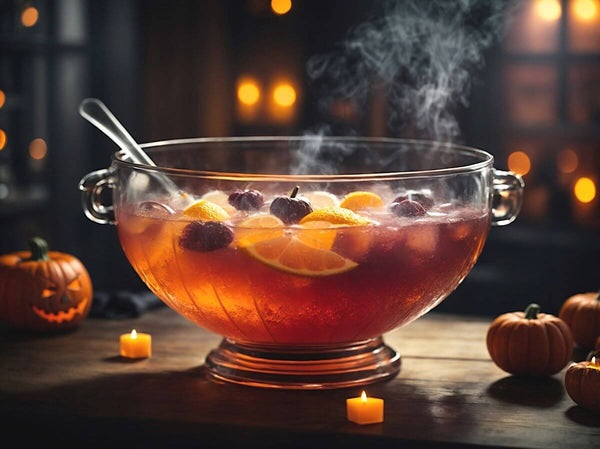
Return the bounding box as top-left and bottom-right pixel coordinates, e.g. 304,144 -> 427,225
31,274 -> 90,324
0,238 -> 93,332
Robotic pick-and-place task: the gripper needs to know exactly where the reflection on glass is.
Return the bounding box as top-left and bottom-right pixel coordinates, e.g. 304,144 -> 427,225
505,64 -> 557,125
568,65 -> 600,124
569,0 -> 600,52
504,0 -> 560,53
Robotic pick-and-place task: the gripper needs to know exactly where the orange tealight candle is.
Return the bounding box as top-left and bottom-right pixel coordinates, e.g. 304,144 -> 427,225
120,329 -> 151,358
346,391 -> 384,425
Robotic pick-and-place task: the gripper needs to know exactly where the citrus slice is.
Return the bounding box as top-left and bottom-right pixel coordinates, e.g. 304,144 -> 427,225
297,220 -> 338,250
200,190 -> 236,215
302,191 -> 339,210
236,214 -> 285,247
183,199 -> 230,221
339,191 -> 384,212
299,206 -> 372,226
242,235 -> 358,277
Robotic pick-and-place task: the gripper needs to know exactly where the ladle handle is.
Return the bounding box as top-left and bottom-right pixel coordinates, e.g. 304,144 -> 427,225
79,98 -> 155,166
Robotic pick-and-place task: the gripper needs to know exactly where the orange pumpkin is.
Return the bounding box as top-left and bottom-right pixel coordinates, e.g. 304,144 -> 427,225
559,290 -> 600,349
487,303 -> 574,376
0,238 -> 93,331
565,350 -> 600,412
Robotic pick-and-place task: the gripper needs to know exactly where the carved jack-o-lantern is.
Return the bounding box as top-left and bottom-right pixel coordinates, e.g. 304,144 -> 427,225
0,238 -> 93,331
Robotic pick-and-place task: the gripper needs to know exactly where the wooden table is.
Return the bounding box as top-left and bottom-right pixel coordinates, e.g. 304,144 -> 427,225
1,308 -> 598,448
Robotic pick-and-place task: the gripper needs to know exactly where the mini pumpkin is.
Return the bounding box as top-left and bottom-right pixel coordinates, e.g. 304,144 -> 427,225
0,238 -> 93,331
487,303 -> 574,376
565,350 -> 600,412
559,290 -> 600,349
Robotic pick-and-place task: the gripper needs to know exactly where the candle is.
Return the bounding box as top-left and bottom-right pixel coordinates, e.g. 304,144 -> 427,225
120,329 -> 151,358
346,391 -> 384,425
589,356 -> 600,370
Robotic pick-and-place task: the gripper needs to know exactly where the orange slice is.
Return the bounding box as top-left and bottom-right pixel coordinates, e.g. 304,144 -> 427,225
242,235 -> 358,277
303,191 -> 339,210
200,190 -> 236,215
297,220 -> 338,250
183,199 -> 230,221
236,214 -> 285,247
339,191 -> 384,212
299,206 -> 371,226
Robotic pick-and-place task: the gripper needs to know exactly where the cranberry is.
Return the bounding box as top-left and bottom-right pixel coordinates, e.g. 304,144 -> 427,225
391,200 -> 426,217
228,189 -> 264,211
179,221 -> 233,252
393,191 -> 434,210
269,186 -> 313,225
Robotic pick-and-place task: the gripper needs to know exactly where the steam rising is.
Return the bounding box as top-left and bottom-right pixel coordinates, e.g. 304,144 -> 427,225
306,0 -> 513,142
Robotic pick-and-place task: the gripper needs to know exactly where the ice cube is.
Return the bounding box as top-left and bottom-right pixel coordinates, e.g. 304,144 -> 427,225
406,225 -> 439,254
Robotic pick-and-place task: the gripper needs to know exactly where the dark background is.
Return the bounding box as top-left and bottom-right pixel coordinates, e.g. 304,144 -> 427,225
0,0 -> 599,317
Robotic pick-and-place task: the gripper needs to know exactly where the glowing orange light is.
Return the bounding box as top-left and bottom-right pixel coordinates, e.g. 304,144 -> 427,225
131,329 -> 138,339
574,177 -> 596,203
271,0 -> 292,15
508,151 -> 531,176
557,149 -> 579,174
237,79 -> 260,106
273,83 -> 296,107
535,0 -> 562,21
361,391 -> 367,402
0,90 -> 5,109
28,138 -> 47,160
21,7 -> 39,27
573,0 -> 598,21
0,130 -> 6,150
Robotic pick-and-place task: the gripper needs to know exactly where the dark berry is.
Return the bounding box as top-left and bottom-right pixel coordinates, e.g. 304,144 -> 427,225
228,189 -> 264,211
269,186 -> 313,225
391,200 -> 426,217
393,191 -> 434,210
179,221 -> 233,252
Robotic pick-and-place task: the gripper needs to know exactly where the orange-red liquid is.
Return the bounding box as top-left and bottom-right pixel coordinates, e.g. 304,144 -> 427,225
117,206 -> 489,344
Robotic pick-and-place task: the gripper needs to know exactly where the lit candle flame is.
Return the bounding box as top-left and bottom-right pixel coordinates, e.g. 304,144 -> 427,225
131,329 -> 137,339
361,391 -> 367,402
592,356 -> 598,366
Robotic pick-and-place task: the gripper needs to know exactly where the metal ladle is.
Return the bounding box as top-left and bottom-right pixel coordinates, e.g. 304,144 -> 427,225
78,98 -> 180,195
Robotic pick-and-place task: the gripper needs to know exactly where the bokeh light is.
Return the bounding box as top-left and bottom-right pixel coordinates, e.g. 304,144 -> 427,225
535,0 -> 562,21
508,151 -> 531,176
29,138 -> 47,160
573,0 -> 598,22
0,90 -> 5,109
21,7 -> 39,27
557,149 -> 579,174
237,79 -> 260,106
574,177 -> 596,203
271,0 -> 292,15
273,83 -> 296,107
0,130 -> 6,150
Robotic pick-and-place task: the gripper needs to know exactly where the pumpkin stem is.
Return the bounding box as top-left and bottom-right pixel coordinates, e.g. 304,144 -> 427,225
586,349 -> 600,363
27,237 -> 49,261
290,186 -> 299,199
524,303 -> 541,319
